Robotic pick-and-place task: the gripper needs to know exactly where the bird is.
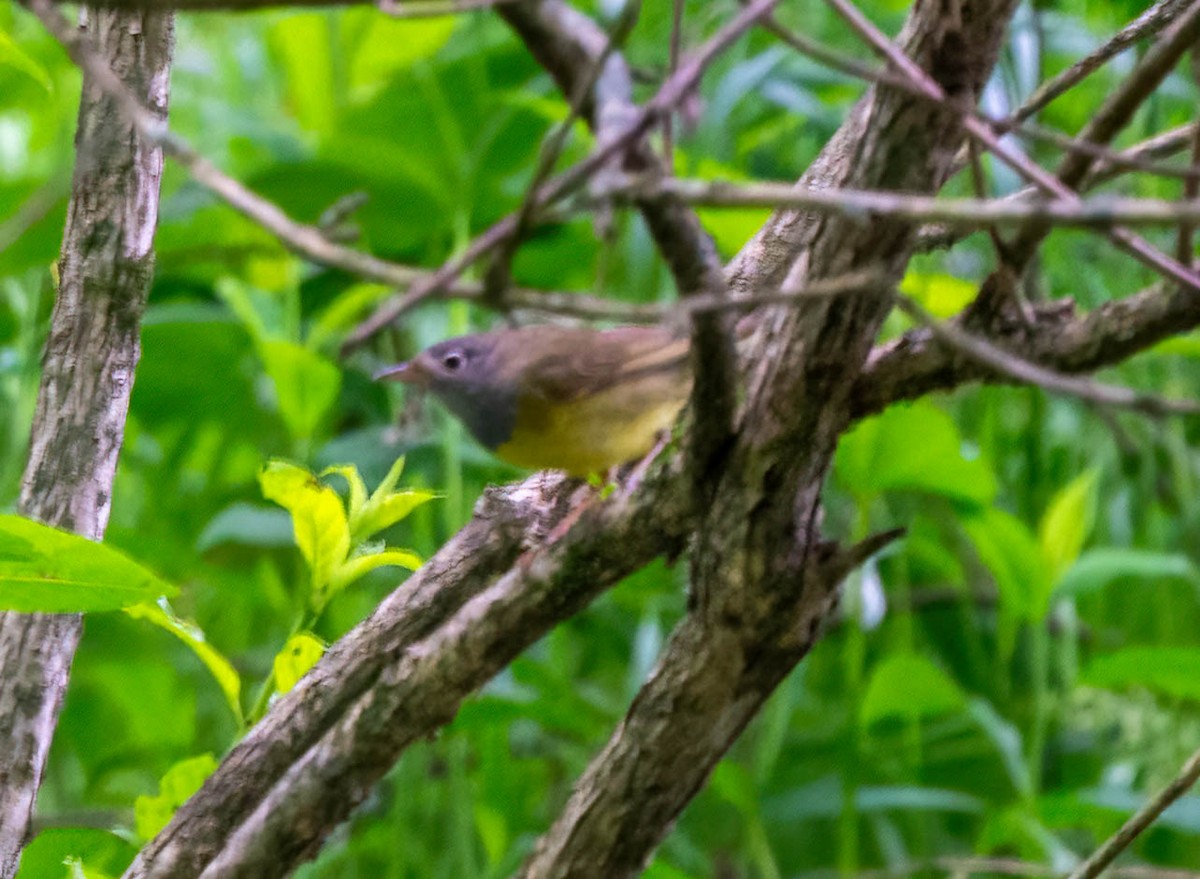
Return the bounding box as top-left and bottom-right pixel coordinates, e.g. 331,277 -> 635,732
375,324 -> 692,477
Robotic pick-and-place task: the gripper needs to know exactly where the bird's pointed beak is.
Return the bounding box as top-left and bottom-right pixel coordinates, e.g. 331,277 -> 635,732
373,360 -> 427,386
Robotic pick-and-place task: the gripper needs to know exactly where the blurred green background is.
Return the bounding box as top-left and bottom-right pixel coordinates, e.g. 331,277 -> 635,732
4,0 -> 1200,876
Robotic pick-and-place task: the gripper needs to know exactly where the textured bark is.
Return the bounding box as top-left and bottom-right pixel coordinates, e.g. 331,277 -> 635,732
120,2 -> 1018,877
517,1 -> 1019,874
125,467 -> 695,879
0,8 -> 172,877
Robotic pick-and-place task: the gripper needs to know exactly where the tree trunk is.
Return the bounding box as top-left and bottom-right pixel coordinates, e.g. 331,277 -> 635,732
0,8 -> 172,876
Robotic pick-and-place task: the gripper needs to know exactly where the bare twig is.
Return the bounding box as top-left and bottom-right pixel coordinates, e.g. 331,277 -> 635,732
375,0 -> 516,18
824,0 -> 1200,294
343,0 -> 783,351
585,175 -> 1200,228
896,294 -> 1200,417
23,0 -> 534,314
663,0 -> 684,167
1010,0 -> 1195,124
483,2 -> 639,305
1068,747 -> 1200,879
1178,50 -> 1200,265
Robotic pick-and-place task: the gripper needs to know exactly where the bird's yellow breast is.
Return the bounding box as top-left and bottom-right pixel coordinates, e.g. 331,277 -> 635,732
493,375 -> 690,477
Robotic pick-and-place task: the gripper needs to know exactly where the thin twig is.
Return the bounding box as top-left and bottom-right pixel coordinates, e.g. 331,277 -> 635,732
663,0 -> 684,168
1067,747 -> 1200,879
22,0 -> 514,305
583,175 -> 1200,229
1177,49 -> 1200,265
760,9 -> 1200,184
375,0 -> 516,18
1010,0 -> 1194,124
896,294 -> 1200,417
823,0 -> 1200,294
483,2 -> 639,305
342,0 -> 784,352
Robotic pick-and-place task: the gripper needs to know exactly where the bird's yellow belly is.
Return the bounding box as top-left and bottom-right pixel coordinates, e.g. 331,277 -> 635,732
494,382 -> 689,477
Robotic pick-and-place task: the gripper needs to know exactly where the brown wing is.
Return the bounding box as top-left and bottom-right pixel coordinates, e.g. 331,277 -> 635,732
503,325 -> 690,404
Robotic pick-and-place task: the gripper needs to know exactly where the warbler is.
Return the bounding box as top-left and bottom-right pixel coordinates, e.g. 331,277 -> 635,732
375,324 -> 691,477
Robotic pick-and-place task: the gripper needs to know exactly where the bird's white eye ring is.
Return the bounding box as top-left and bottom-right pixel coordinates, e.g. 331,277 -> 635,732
442,351 -> 464,371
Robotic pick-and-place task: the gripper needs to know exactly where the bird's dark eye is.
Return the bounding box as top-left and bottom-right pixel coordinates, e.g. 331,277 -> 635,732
442,351 -> 464,371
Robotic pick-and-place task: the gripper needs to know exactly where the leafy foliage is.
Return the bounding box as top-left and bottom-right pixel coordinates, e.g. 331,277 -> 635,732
4,0 -> 1200,876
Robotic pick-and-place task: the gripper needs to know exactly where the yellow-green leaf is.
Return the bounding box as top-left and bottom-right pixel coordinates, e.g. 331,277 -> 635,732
322,464 -> 368,526
272,632 -> 326,695
330,547 -> 423,594
353,489 -> 437,543
259,460 -> 351,597
900,271 -> 977,318
126,602 -> 243,726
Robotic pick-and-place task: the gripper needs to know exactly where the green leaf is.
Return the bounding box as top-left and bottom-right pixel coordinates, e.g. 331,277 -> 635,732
259,340 -> 342,441
0,515 -> 176,613
272,632 -> 326,694
306,283 -> 392,352
0,29 -> 52,92
1083,646 -> 1200,702
835,401 -> 997,507
329,546 -> 422,594
861,653 -> 966,727
15,829 -> 135,879
134,754 -> 218,842
125,602 -> 243,725
967,698 -> 1032,800
963,507 -> 1052,622
259,460 -> 351,600
213,278 -> 271,347
1054,548 -> 1200,602
1039,470 -> 1099,583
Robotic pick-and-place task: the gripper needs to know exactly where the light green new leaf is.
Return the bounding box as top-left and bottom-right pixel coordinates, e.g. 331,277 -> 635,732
353,490 -> 437,543
125,602 -> 243,725
375,454 -> 407,497
1083,646 -> 1200,703
134,754 -> 218,841
273,632 -> 326,694
259,461 -> 351,597
0,515 -> 176,613
1039,470 -> 1099,584
329,547 -> 423,595
963,507 -> 1051,622
861,653 -> 966,728
835,401 -> 997,507
259,340 -> 341,441
322,464 -> 369,526
347,456 -> 437,541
